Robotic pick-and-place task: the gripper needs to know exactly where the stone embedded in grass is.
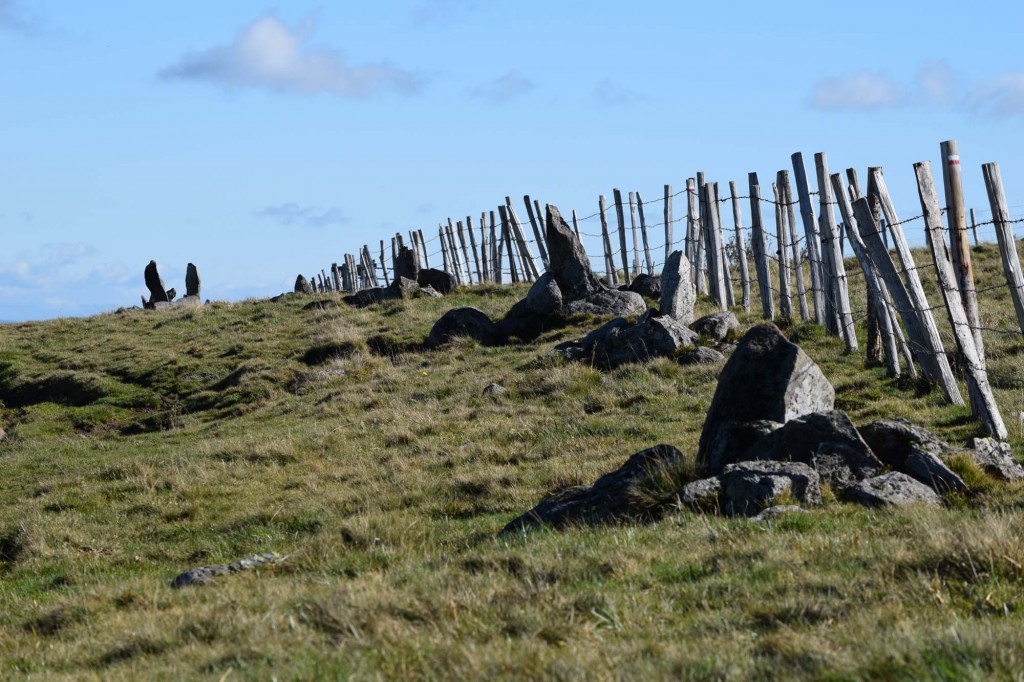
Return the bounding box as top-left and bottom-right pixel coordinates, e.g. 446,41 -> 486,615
749,505 -> 808,523
858,418 -> 949,467
674,476 -> 721,511
676,346 -> 724,366
482,383 -> 506,395
690,311 -> 740,343
698,324 -> 835,474
659,250 -> 695,324
970,438 -> 1024,481
501,444 -> 684,534
845,472 -> 942,508
417,268 -> 456,295
718,461 -> 822,517
427,307 -> 505,347
294,275 -> 314,295
904,449 -> 967,493
562,311 -> 698,370
170,552 -> 289,588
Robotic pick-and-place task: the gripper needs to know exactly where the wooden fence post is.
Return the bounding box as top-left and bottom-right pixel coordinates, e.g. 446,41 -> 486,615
629,191 -> 641,278
695,173 -> 708,295
466,215 -> 482,284
505,199 -> 539,282
571,210 -> 582,240
379,240 -> 390,286
983,163 -> 1024,335
748,173 -> 775,320
780,171 -> 810,321
498,206 -> 518,284
445,220 -> 464,284
664,184 -> 673,262
416,230 -> 430,269
815,153 -> 858,351
970,208 -> 979,245
772,182 -> 793,321
915,161 -> 1007,438
456,220 -> 474,285
599,195 -> 617,284
331,263 -> 342,292
702,182 -> 728,310
940,139 -> 985,366
685,178 -> 699,284
714,184 -> 736,308
853,196 -> 963,405
791,152 -> 826,325
636,192 -> 654,275
730,180 -> 751,312
523,196 -> 550,270
613,188 -> 631,286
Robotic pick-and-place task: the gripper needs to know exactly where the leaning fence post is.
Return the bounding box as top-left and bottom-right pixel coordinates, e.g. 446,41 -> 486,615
571,210 -> 582,240
523,196 -> 550,270
628,192 -> 641,278
664,184 -> 673,262
915,161 -> 1007,438
456,220 -> 474,285
940,139 -> 985,367
613,189 -> 631,286
505,198 -> 539,282
379,240 -> 390,286
702,182 -> 728,310
466,215 -> 482,284
730,181 -> 751,312
748,173 -> 775,320
970,208 -> 979,245
599,195 -> 617,284
445,220 -> 465,284
983,163 -> 1024,335
792,152 -> 826,326
772,182 -> 793,321
779,171 -> 810,321
636,192 -> 655,275
815,152 -> 858,351
498,205 -> 518,284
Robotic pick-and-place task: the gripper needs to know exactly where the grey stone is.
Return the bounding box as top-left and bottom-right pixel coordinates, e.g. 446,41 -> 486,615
858,418 -> 949,468
501,444 -> 684,533
719,461 -> 821,517
394,246 -> 419,283
416,285 -> 443,298
427,307 -> 505,347
546,204 -> 601,301
627,273 -> 661,299
145,260 -> 169,304
576,312 -> 699,369
742,411 -> 883,490
674,476 -> 721,511
698,324 -> 835,474
845,472 -> 942,508
521,273 -> 563,317
166,288 -> 177,302
749,505 -> 808,523
482,383 -> 507,395
677,346 -> 724,366
970,438 -> 1024,481
170,552 -> 288,588
563,288 -> 647,317
701,420 -> 783,474
904,449 -> 966,493
417,268 -> 456,295
690,311 -> 741,343
659,250 -> 695,323
294,275 -> 313,295
185,263 -> 201,298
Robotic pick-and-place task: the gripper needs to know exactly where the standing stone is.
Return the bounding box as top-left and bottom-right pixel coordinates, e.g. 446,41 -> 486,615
697,324 -> 835,473
394,246 -> 419,283
546,204 -> 600,301
660,250 -> 695,324
185,263 -> 201,298
294,275 -> 313,295
144,260 -> 169,303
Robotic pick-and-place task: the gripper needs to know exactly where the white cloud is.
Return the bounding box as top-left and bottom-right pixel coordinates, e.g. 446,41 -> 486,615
159,13 -> 421,98
808,71 -> 909,111
256,203 -> 350,229
966,73 -> 1024,118
469,70 -> 534,104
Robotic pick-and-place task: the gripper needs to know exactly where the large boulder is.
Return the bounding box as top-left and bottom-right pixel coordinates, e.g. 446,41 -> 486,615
742,411 -> 883,490
417,268 -> 456,295
627,273 -> 661,299
545,204 -> 601,301
145,260 -> 170,303
501,444 -> 684,534
660,251 -> 695,323
719,461 -> 821,517
563,289 -> 646,317
697,324 -> 835,473
295,275 -> 313,295
970,438 -> 1024,481
427,307 -> 505,347
690,311 -> 741,343
845,472 -> 942,508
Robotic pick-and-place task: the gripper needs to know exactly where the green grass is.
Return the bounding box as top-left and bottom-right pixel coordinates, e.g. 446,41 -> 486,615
1,244 -> 1024,680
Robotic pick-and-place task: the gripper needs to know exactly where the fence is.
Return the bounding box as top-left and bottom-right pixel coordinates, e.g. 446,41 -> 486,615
300,140 -> 1024,439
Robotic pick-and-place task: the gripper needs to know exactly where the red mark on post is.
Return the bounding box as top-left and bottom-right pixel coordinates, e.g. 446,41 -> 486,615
948,155 -> 961,166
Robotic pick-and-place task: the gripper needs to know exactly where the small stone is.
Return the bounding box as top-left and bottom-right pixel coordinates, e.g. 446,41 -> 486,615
690,311 -> 741,343
846,472 -> 942,508
904,448 -> 966,493
674,476 -> 721,511
749,505 -> 808,523
482,383 -> 507,395
970,438 -> 1024,481
677,346 -> 724,366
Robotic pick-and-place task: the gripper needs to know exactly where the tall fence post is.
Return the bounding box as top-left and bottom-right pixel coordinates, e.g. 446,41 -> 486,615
523,196 -> 550,270
664,184 -> 673,262
498,205 -> 518,284
748,172 -> 775,320
599,195 -> 617,284
730,180 -> 751,312
983,162 -> 1024,335
685,178 -> 699,284
703,182 -> 728,310
815,152 -> 858,351
505,198 -> 540,282
628,191 -> 641,278
613,188 -> 631,286
379,240 -> 390,286
772,181 -> 793,321
695,173 -> 708,295
780,171 -> 810,321
792,152 -> 826,326
970,208 -> 979,245
636,192 -> 655,275
571,210 -> 582,240
915,161 -> 1007,438
466,215 -> 482,284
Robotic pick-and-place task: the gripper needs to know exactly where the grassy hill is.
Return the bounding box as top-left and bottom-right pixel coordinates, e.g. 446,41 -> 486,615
2,243 -> 1024,680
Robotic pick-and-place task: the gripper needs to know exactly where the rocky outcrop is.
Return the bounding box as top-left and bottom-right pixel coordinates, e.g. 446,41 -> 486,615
559,311 -> 698,369
698,324 -> 835,474
718,461 -> 821,516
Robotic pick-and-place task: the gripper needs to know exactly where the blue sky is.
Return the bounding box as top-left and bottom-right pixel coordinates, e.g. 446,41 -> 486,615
2,0 -> 1023,321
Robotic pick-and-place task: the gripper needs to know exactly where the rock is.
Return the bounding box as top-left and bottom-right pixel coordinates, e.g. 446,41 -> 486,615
627,273 -> 661,299
719,461 -> 821,516
690,311 -> 741,343
563,289 -> 647,317
417,268 -> 457,295
295,275 -> 313,295
674,476 -> 721,511
482,383 -> 507,395
166,288 -> 177,302
749,505 -> 808,523
677,347 -> 724,366
545,204 -> 601,301
0,427 -> 6,442
501,444 -> 684,533
185,263 -> 201,298
171,552 -> 289,588
904,449 -> 966,493
970,438 -> 1024,481
701,420 -> 783,473
576,312 -> 699,369
659,251 -> 695,323
145,260 -> 169,304
845,472 -> 942,508
697,324 -> 835,474
427,307 -> 505,347
416,285 -> 443,298
521,272 -> 564,317
394,276 -> 420,298
394,246 -> 419,283
742,411 -> 883,490
858,418 -> 949,468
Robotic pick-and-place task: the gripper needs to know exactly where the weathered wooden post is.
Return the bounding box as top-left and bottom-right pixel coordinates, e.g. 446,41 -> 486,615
748,173 -> 775,320
792,152 -> 826,325
613,189 -> 631,286
695,173 -> 708,295
498,205 -> 518,284
703,182 -> 728,310
685,178 -> 699,283
466,215 -> 482,284
636,191 -> 655,275
729,181 -> 751,312
663,184 -> 673,261
916,161 -> 1007,438
599,195 -> 617,284
772,182 -> 793,321
523,196 -> 550,270
505,198 -> 540,282
380,240 -> 390,286
815,153 -> 858,351
628,191 -> 641,278
983,162 -> 1024,335
779,171 -> 810,321
571,210 -> 582,240
970,208 -> 979,245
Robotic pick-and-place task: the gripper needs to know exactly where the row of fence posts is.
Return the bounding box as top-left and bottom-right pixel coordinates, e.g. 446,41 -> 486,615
302,139 -> 1024,438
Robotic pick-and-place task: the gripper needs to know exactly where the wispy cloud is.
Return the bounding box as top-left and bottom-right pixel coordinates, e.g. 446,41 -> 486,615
809,61 -> 1024,118
159,13 -> 422,98
256,203 -> 350,229
594,78 -> 645,106
469,70 -> 534,104
413,0 -> 476,26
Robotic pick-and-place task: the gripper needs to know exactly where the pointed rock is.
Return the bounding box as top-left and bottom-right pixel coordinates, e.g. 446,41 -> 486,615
185,263 -> 201,298
145,260 -> 169,303
660,250 -> 695,323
